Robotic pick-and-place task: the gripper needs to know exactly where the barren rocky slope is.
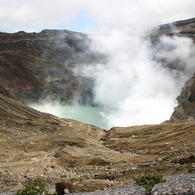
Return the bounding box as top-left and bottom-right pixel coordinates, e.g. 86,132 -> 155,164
150,17 -> 195,43
0,92 -> 194,193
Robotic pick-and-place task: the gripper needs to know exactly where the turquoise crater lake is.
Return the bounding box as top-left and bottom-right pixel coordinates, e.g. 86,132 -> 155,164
29,103 -> 107,129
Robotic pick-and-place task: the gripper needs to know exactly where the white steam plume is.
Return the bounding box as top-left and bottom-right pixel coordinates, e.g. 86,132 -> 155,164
79,30 -> 195,128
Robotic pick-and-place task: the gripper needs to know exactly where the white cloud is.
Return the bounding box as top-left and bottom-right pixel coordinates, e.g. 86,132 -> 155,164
79,31 -> 195,128
0,0 -> 194,32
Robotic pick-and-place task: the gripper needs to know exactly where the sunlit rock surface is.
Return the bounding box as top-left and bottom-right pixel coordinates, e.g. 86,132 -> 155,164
151,17 -> 195,42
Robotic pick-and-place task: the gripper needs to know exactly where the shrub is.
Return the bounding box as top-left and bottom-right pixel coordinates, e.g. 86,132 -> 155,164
16,178 -> 56,195
134,173 -> 166,192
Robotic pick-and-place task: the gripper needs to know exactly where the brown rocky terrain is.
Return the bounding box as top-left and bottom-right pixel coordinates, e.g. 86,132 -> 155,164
151,17 -> 195,42
0,18 -> 195,193
0,91 -> 194,193
174,17 -> 195,42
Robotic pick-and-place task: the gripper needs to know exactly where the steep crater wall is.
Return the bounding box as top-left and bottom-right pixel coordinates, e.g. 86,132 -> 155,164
0,30 -> 104,104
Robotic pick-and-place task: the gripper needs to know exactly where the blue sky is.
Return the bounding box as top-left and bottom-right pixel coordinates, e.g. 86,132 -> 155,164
62,11 -> 100,33
0,0 -> 194,33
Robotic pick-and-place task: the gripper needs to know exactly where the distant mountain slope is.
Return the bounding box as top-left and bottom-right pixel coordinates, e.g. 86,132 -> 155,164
151,17 -> 195,41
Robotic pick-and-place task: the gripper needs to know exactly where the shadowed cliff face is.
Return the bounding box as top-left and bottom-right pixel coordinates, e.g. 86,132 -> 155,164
0,29 -> 103,104
169,76 -> 195,123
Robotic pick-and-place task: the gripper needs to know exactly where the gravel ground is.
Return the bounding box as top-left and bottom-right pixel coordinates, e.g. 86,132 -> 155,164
0,174 -> 195,195
73,174 -> 195,195
151,174 -> 195,195
72,185 -> 146,195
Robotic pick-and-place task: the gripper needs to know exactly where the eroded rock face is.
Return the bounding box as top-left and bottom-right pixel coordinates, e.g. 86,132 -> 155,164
0,30 -> 102,104
150,17 -> 195,42
169,76 -> 195,123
